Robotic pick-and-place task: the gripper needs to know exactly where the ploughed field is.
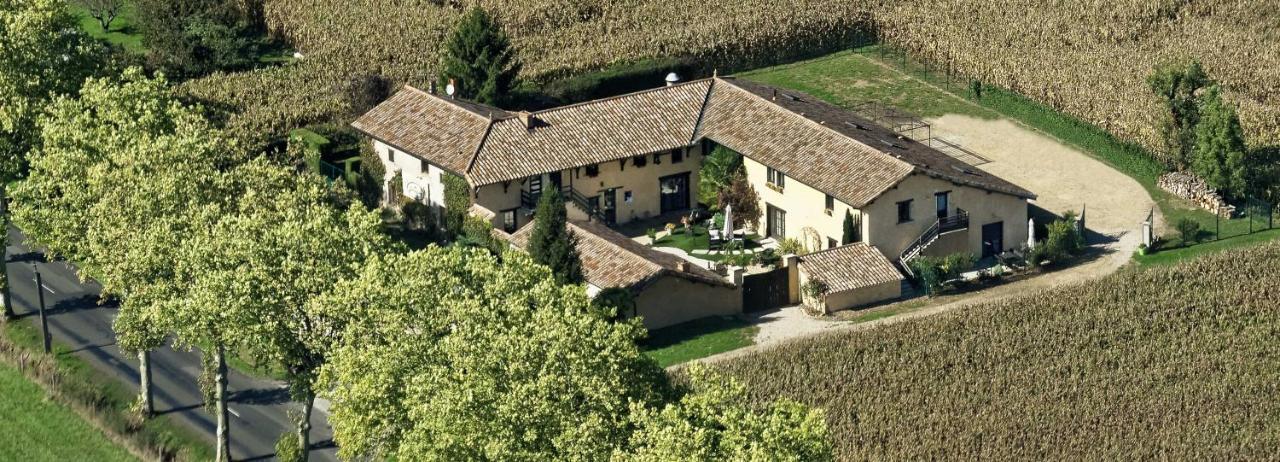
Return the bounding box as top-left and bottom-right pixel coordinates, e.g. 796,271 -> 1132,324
711,242 -> 1280,460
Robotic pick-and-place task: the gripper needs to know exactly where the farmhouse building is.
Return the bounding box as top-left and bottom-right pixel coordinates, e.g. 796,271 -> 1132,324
353,76 -> 1035,323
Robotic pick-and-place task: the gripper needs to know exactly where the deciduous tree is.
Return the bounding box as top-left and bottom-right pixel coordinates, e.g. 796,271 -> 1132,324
319,247 -> 666,460
79,0 -> 122,31
718,171 -> 761,232
1148,61 -> 1209,169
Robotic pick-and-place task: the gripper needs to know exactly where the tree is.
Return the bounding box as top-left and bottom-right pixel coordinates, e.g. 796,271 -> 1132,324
12,68 -> 231,416
841,210 -> 858,244
0,0 -> 100,319
441,172 -> 469,238
438,7 -> 520,106
185,156 -> 395,459
80,0 -> 122,31
133,0 -> 258,79
528,189 -> 583,284
698,145 -> 742,207
718,170 -> 761,231
618,365 -> 833,461
318,247 -> 667,460
1148,61 -> 1210,168
1192,85 -> 1249,199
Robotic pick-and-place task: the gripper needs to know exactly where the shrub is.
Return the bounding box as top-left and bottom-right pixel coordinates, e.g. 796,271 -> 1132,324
1040,212 -> 1085,264
908,256 -> 945,295
646,228 -> 657,244
1175,218 -> 1201,245
275,432 -> 304,462
779,238 -> 806,256
401,199 -> 434,231
940,252 -> 976,278
754,248 -> 781,267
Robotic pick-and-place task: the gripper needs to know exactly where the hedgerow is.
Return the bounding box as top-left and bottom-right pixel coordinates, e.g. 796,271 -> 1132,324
712,241 -> 1280,459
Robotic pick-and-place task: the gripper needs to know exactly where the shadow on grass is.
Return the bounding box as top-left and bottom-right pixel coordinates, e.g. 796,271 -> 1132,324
640,316 -> 757,368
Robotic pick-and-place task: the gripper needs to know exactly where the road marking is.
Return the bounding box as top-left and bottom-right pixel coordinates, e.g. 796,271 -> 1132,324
228,408 -> 241,418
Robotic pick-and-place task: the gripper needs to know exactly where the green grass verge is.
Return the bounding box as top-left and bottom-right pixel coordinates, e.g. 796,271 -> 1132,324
0,363 -> 137,461
742,45 -> 1278,266
640,316 -> 757,368
69,3 -> 144,54
1134,228 -> 1280,267
1,321 -> 213,461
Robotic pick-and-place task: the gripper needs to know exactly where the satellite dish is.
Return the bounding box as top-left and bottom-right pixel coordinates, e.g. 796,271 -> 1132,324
445,78 -> 457,97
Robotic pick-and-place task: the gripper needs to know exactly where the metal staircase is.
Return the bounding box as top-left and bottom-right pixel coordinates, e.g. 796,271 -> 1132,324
521,186 -> 606,222
898,208 -> 969,278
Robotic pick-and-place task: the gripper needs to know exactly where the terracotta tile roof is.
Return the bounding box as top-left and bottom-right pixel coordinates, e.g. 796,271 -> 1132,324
468,80 -> 712,185
708,78 -> 1036,202
351,86 -> 503,175
798,243 -> 903,294
697,80 -> 916,207
354,78 -> 1033,206
509,219 -> 730,290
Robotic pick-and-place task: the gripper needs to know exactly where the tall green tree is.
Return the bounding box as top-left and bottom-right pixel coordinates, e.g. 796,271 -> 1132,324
197,154 -> 396,458
318,247 -> 666,460
1193,85 -> 1249,199
528,189 -> 583,285
719,171 -> 761,231
842,210 -> 858,245
1148,61 -> 1210,169
619,365 -> 833,461
438,7 -> 520,106
16,69 -> 236,416
0,0 -> 99,319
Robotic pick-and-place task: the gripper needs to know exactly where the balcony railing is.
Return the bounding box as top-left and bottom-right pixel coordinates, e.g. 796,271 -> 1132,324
938,208 -> 970,234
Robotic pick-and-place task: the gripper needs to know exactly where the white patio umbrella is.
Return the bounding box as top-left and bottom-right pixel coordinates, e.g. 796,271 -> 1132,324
1027,218 -> 1036,249
722,204 -> 734,240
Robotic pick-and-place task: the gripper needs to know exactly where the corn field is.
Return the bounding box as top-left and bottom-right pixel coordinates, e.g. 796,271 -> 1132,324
183,0 -> 1280,155
711,241 -> 1280,460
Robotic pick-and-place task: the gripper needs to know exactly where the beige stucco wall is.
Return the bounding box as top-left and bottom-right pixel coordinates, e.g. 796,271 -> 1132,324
632,276 -> 742,329
863,173 -> 1029,259
742,156 -> 864,251
821,279 -> 902,313
375,140 -> 447,209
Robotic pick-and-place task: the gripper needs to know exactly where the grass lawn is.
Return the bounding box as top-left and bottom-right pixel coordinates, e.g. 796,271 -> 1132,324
742,46 -> 1278,266
640,316 -> 757,368
1134,227 -> 1280,267
0,364 -> 136,461
69,2 -> 144,54
2,322 -> 213,460
652,226 -> 763,263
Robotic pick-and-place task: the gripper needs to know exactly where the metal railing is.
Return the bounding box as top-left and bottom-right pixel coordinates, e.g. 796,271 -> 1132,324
899,209 -> 970,278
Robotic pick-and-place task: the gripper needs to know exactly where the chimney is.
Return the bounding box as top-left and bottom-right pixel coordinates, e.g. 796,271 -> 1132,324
428,81 -> 437,94
517,111 -> 537,130
664,72 -> 681,86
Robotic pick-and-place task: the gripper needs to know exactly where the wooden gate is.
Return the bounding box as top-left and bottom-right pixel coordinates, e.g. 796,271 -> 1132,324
742,267 -> 790,313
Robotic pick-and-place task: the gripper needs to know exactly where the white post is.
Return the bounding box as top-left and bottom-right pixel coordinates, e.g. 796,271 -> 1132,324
1027,218 -> 1036,249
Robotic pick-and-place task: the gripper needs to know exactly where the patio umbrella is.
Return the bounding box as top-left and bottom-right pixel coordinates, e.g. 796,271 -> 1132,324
1027,218 -> 1036,249
723,204 -> 734,239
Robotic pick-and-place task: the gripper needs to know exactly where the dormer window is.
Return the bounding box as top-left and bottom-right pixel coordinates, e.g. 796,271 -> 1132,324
767,167 -> 785,189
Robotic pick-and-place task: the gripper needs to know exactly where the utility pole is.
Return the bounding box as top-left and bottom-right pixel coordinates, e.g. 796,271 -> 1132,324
33,263 -> 50,354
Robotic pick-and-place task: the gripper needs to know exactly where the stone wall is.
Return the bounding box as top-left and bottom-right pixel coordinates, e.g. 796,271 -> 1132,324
1157,172 -> 1234,218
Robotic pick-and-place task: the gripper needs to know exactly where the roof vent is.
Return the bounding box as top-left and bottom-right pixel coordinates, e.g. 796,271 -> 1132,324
665,72 -> 681,86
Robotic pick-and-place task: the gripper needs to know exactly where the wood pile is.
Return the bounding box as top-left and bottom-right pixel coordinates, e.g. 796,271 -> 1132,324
1157,171 -> 1235,218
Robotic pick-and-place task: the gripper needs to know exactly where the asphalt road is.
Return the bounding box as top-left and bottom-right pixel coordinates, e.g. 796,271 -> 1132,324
6,228 -> 338,461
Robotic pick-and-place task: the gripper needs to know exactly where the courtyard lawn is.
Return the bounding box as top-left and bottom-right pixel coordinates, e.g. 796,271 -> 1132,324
70,2 -> 144,54
0,364 -> 136,462
742,46 -> 1278,266
641,317 -> 757,368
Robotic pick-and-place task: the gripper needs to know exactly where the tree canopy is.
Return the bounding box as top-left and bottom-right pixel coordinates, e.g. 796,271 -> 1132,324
438,7 -> 520,106
1193,85 -> 1249,199
133,0 -> 260,79
0,0 -> 100,181
1148,61 -> 1209,169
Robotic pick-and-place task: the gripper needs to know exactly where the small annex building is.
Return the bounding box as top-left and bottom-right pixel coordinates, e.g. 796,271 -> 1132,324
509,219 -> 741,329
